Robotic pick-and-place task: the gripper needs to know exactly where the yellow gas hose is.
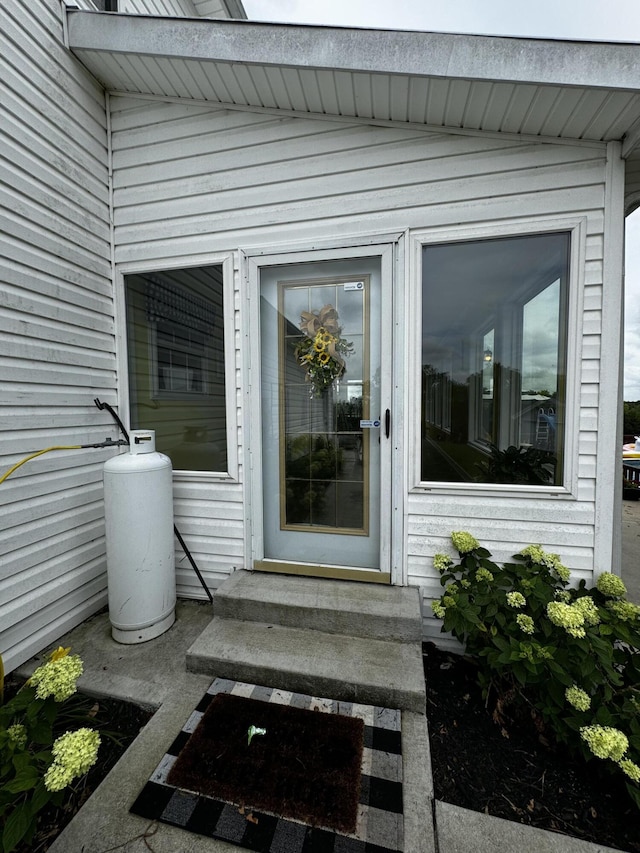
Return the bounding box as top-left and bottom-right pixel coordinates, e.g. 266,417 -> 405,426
0,446 -> 82,485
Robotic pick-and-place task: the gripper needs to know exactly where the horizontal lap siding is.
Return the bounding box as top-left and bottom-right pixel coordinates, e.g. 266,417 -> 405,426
111,101 -> 606,261
110,97 -> 608,636
172,479 -> 245,598
120,0 -> 236,20
192,0 -> 231,16
120,1 -> 198,15
1,1 -> 112,671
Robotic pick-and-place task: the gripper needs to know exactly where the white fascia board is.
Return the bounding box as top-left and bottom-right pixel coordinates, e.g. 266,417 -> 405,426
66,11 -> 640,93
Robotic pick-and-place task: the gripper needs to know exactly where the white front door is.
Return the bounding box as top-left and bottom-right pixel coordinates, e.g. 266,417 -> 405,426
253,250 -> 393,582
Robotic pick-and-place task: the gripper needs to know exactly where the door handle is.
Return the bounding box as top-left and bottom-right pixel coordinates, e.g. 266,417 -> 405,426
385,409 -> 390,439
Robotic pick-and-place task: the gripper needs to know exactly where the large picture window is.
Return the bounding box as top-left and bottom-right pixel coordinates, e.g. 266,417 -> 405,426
421,232 -> 570,486
124,265 -> 227,473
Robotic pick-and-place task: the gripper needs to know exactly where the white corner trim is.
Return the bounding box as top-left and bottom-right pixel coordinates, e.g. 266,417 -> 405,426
594,141 -> 626,578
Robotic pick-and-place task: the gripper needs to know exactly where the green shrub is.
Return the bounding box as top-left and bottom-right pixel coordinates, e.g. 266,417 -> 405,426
431,533 -> 640,808
0,647 -> 100,852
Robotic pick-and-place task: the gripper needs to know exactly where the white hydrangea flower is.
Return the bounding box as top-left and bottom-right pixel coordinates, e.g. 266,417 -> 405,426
572,596 -> 601,626
516,614 -> 535,634
565,685 -> 591,712
619,759 -> 640,783
580,726 -> 628,762
7,724 -> 27,750
44,728 -> 101,792
30,654 -> 83,702
451,531 -> 479,554
433,553 -> 454,572
596,573 -> 627,598
546,601 -> 586,638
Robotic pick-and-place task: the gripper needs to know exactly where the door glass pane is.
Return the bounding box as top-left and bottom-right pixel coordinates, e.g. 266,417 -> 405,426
281,280 -> 367,532
260,257 -> 382,572
124,265 -> 227,472
421,232 -> 569,486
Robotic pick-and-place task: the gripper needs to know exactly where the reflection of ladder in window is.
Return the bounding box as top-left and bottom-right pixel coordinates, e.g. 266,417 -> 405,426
535,408 -> 554,449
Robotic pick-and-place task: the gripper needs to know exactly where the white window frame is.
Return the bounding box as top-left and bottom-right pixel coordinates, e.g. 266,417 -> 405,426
409,216 -> 586,497
115,253 -> 238,482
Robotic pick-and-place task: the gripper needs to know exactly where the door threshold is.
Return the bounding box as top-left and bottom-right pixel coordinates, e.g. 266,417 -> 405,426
254,560 -> 390,584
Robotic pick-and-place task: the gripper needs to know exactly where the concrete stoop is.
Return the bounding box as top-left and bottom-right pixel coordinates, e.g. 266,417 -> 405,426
186,569 -> 427,713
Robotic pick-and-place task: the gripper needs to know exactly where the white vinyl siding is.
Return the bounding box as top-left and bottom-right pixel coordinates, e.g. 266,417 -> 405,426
110,101 -> 608,261
108,95 -> 616,637
118,0 -> 240,16
1,0 -> 112,672
84,0 -> 240,16
120,0 -> 197,14
171,479 -> 245,596
192,0 -> 234,16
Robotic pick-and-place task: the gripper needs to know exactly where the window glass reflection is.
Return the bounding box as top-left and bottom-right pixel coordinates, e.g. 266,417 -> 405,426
124,265 -> 227,472
421,232 -> 569,486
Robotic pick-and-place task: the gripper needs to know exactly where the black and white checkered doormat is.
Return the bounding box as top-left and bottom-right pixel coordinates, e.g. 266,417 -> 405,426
131,679 -> 404,852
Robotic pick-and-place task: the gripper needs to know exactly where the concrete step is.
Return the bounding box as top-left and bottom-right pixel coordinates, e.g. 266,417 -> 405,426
213,569 -> 423,643
186,617 -> 426,713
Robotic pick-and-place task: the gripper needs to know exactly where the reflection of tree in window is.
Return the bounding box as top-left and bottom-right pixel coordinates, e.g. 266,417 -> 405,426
421,232 -> 569,486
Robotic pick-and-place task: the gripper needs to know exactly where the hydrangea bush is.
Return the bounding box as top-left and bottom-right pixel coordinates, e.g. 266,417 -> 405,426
431,533 -> 640,809
0,647 -> 101,852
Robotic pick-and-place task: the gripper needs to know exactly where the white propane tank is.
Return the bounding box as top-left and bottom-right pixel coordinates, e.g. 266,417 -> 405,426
103,430 -> 176,644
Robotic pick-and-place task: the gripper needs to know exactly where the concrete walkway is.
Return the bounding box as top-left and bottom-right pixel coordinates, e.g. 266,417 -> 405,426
16,600 -> 432,853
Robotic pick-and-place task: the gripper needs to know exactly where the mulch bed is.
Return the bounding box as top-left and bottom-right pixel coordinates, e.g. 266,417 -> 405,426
423,643 -> 640,852
167,692 -> 364,833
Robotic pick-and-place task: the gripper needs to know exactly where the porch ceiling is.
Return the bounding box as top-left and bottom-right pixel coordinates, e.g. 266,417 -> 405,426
67,11 -> 640,154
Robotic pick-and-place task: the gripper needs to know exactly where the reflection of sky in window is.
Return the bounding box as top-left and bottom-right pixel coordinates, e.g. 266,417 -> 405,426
336,288 -> 364,335
281,282 -> 364,390
282,282 -> 364,338
344,336 -> 363,377
283,286 -> 309,327
522,280 -> 560,393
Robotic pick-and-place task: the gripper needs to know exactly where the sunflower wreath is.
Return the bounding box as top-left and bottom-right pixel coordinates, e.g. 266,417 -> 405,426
294,304 -> 355,397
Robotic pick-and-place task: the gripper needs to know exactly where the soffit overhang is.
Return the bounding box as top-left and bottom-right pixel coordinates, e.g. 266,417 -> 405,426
66,11 -> 640,155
